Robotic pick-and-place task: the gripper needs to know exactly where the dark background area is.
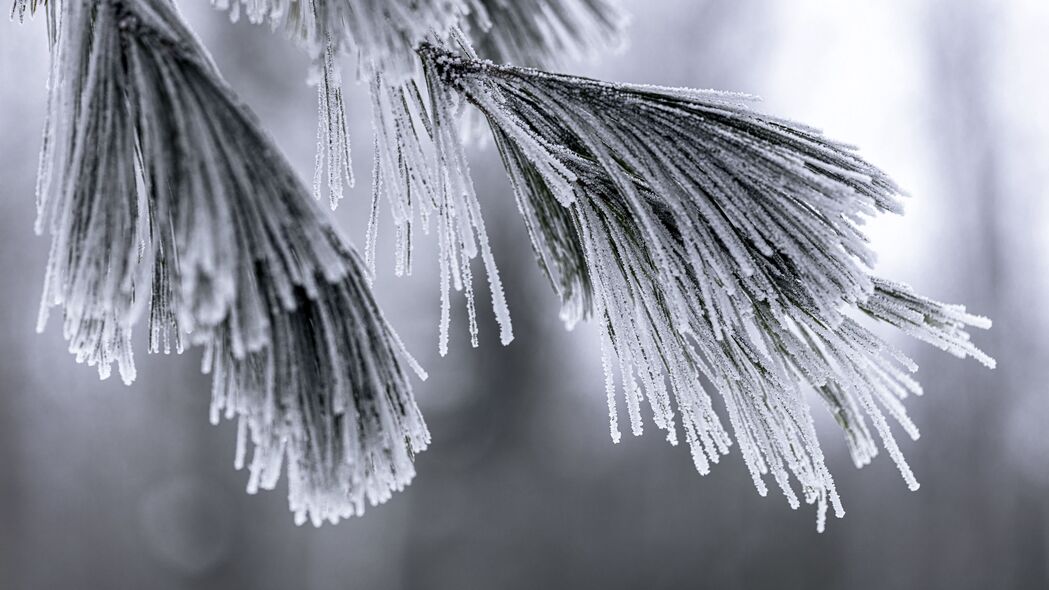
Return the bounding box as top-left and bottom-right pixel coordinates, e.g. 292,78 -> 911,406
1,1 -> 1046,588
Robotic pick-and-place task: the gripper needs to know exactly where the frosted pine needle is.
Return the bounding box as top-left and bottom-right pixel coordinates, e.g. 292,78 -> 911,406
214,0 -> 472,76
31,0 -> 429,524
10,0 -> 34,22
417,46 -> 994,529
465,0 -> 627,67
309,38 -> 356,209
369,67 -> 514,354
208,251 -> 430,525
212,0 -> 472,210
211,0 -> 627,209
210,1 -> 627,349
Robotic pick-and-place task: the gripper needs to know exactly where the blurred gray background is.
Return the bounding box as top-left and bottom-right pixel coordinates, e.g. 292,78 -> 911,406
1,1 -> 1047,588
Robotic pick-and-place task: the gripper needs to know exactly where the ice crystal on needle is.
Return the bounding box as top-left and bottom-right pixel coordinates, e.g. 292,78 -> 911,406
31,0 -> 429,525
417,46 -> 994,529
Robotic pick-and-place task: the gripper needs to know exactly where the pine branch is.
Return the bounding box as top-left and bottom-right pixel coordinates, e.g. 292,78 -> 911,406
416,45 -> 994,529
16,0 -> 997,531
31,0 -> 429,525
